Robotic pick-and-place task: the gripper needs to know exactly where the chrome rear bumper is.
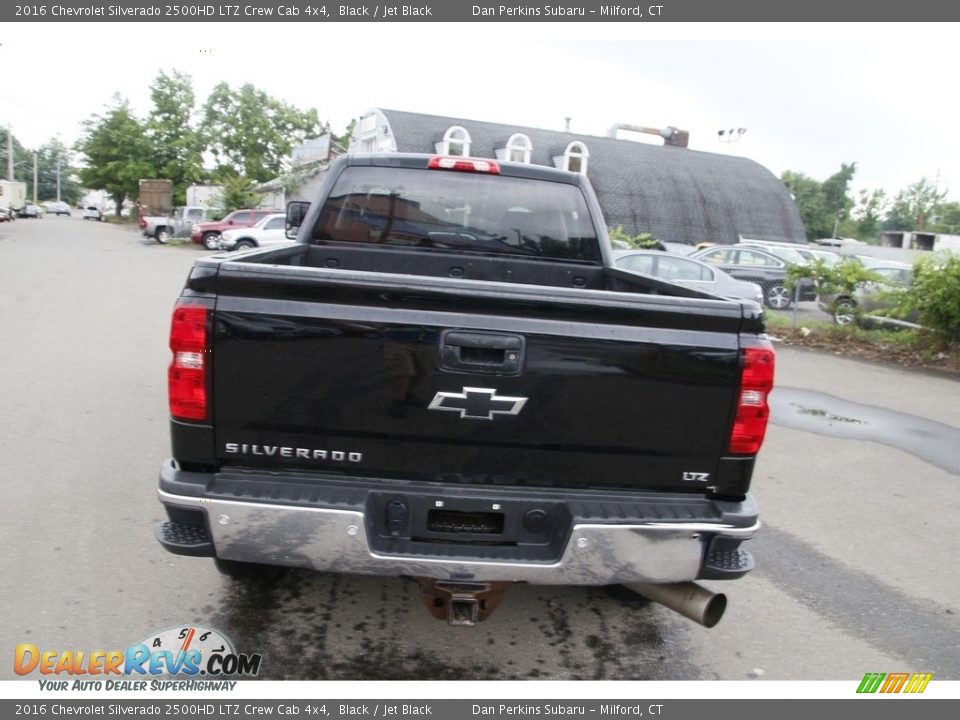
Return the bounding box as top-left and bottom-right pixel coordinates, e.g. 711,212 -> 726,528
158,479 -> 759,585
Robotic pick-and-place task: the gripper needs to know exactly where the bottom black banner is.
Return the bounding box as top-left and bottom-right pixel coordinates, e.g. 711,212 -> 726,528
2,699 -> 957,720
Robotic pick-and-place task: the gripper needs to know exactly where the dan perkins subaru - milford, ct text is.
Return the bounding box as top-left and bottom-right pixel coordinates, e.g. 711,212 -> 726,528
472,5 -> 662,16
472,704 -> 664,715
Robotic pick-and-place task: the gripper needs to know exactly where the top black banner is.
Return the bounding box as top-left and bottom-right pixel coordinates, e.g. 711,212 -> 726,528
5,0 -> 960,22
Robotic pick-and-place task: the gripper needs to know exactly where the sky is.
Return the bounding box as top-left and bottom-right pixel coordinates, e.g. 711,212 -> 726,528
1,22 -> 958,200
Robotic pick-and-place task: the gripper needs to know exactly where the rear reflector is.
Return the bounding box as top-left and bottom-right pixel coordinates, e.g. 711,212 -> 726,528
728,344 -> 775,455
428,156 -> 500,174
169,304 -> 209,421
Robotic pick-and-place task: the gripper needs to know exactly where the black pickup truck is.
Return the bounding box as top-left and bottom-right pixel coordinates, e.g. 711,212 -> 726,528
156,153 -> 774,627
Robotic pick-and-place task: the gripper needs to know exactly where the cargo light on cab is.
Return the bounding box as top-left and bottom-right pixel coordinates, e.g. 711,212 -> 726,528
428,156 -> 500,174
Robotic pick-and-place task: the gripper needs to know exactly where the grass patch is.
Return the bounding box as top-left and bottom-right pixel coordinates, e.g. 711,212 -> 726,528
764,310 -> 960,375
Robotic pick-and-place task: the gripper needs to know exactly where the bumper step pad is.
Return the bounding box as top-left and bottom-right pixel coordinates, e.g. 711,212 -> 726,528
155,520 -> 215,557
700,545 -> 754,580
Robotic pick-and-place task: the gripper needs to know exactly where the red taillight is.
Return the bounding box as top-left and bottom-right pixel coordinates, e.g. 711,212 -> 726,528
428,156 -> 500,174
728,344 -> 775,455
169,304 -> 209,421
139,218 -> 146,229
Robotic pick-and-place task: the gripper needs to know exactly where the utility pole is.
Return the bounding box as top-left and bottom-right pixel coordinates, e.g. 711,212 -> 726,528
55,134 -> 62,202
33,153 -> 38,204
6,124 -> 12,181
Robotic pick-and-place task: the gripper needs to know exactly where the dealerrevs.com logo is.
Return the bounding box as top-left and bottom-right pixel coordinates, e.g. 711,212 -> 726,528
14,626 -> 261,688
857,672 -> 933,694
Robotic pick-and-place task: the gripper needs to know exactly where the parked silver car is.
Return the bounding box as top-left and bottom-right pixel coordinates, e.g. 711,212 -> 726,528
43,201 -> 71,216
613,250 -> 764,305
690,245 -> 815,309
817,261 -> 917,328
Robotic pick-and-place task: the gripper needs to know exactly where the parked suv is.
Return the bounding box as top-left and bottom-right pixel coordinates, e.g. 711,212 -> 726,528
190,208 -> 281,250
82,206 -> 103,221
219,213 -> 289,251
690,245 -> 814,309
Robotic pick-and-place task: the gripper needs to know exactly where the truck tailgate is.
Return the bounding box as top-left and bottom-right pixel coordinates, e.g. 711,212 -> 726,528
208,263 -> 745,493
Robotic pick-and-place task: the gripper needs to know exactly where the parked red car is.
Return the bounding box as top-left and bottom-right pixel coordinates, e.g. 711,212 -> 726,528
190,208 -> 281,250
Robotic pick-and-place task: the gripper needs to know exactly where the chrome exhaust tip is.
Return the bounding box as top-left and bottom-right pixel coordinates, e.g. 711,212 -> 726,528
623,581 -> 727,628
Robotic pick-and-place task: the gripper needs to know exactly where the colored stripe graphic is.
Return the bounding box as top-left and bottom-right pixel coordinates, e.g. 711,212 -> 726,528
857,673 -> 885,693
857,672 -> 932,694
904,673 -> 934,693
881,673 -> 909,693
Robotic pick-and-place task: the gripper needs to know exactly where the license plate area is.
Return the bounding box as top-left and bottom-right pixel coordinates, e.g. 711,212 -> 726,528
367,492 -> 570,560
427,509 -> 505,535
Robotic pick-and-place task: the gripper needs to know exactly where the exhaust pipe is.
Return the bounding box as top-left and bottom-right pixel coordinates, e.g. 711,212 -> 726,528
623,581 -> 727,628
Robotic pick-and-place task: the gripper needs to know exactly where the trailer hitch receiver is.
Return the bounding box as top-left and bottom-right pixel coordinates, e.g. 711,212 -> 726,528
417,579 -> 509,626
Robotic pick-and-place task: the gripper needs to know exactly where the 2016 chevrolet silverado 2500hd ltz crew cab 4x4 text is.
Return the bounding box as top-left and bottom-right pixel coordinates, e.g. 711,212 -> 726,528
155,154 -> 775,628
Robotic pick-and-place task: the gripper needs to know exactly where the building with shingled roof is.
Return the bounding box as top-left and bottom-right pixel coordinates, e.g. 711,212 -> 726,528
344,108 -> 806,246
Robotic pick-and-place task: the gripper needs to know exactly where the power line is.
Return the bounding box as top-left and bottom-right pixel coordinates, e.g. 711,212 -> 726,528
0,90 -> 68,125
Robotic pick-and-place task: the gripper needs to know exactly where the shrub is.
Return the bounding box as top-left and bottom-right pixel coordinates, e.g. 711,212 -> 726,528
893,253 -> 960,344
608,226 -> 664,250
786,258 -> 882,298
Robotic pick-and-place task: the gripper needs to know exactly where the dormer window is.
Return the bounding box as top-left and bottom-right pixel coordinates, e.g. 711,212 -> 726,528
506,133 -> 532,163
563,142 -> 589,174
437,126 -> 472,157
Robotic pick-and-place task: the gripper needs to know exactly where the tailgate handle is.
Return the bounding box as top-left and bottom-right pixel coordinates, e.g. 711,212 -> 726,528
439,330 -> 525,375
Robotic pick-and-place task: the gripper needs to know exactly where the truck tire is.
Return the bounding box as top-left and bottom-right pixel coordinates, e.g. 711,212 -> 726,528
155,227 -> 171,244
234,239 -> 256,251
202,232 -> 222,251
213,558 -> 285,582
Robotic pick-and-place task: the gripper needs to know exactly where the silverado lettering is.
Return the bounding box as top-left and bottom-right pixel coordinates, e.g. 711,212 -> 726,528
224,443 -> 363,462
156,153 -> 775,628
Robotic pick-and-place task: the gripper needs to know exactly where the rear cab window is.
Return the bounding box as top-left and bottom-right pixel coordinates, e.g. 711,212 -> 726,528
310,166 -> 601,263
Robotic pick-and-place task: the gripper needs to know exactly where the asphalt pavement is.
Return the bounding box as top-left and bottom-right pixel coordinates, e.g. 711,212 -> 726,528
0,215 -> 957,682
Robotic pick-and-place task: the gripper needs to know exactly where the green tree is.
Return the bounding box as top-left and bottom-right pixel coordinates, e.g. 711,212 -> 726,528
850,188 -> 888,240
781,171 -> 827,239
220,175 -> 262,212
781,164 -> 857,240
884,177 -> 947,231
333,118 -> 356,149
0,131 -> 82,205
145,70 -> 205,205
0,126 -> 31,184
929,201 -> 960,234
822,163 -> 857,222
33,138 -> 82,205
76,95 -> 154,217
201,82 -> 325,183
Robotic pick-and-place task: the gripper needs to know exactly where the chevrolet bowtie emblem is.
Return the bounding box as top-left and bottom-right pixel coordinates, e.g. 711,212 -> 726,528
428,387 -> 528,421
